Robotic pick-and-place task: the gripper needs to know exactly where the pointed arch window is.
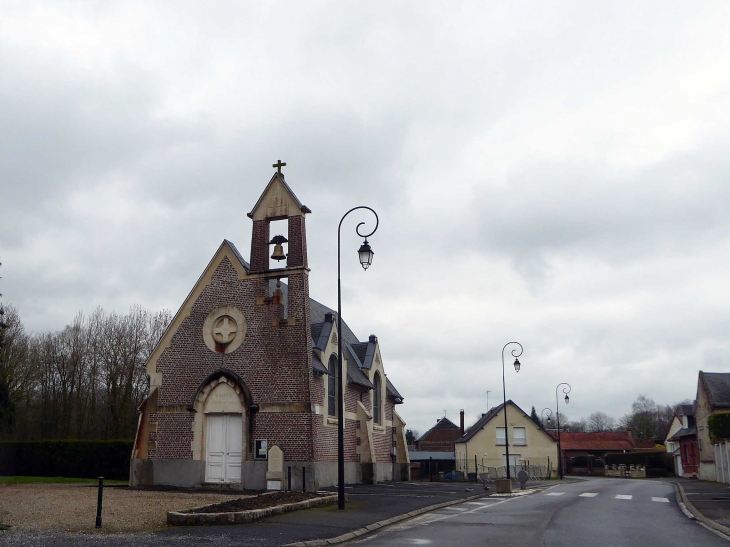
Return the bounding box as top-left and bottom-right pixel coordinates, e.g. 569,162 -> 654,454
373,372 -> 382,425
328,355 -> 338,417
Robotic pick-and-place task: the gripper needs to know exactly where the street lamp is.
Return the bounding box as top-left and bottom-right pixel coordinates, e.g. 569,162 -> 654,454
337,206 -> 379,510
541,408 -> 553,428
501,342 -> 523,481
555,382 -> 571,480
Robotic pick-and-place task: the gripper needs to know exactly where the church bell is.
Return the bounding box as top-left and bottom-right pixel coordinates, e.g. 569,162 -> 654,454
270,235 -> 288,261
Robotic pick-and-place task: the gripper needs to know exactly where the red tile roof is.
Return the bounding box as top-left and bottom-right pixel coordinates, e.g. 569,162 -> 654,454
550,432 -> 636,451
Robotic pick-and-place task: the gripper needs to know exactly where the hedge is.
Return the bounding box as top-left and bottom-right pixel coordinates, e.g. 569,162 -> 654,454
604,451 -> 674,475
709,414 -> 730,444
0,440 -> 133,481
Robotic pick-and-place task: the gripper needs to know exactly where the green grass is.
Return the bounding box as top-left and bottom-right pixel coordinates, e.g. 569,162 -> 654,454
0,476 -> 128,484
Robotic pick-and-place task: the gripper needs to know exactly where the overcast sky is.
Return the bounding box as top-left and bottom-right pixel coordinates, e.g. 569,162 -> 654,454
2,1 -> 729,435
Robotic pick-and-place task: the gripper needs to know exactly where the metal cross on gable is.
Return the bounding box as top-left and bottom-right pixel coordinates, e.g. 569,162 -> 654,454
273,159 -> 286,174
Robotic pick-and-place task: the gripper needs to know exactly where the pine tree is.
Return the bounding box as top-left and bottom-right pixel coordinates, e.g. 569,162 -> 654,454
530,406 -> 541,427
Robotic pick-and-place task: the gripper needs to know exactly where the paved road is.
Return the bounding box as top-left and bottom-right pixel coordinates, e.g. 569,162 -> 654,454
1,482 -> 491,547
353,478 -> 728,547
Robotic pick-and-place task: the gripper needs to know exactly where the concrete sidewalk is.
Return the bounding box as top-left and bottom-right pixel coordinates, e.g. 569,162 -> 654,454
158,479 -> 555,546
671,477 -> 730,537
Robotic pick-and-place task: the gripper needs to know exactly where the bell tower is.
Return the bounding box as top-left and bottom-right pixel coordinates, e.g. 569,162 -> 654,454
247,161 -> 311,273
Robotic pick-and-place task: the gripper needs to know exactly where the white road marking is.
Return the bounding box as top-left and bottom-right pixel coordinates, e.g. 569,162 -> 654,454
579,493 -> 598,497
545,492 -> 565,496
652,497 -> 670,503
615,495 -> 633,500
441,506 -> 467,511
463,501 -> 491,505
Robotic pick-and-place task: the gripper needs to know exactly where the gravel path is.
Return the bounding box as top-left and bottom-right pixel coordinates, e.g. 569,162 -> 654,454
0,483 -> 250,533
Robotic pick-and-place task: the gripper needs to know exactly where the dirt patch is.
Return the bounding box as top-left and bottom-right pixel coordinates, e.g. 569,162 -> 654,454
0,483 -> 253,533
184,491 -> 328,513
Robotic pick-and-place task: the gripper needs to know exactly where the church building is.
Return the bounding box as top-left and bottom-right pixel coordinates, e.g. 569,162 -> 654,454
130,166 -> 409,490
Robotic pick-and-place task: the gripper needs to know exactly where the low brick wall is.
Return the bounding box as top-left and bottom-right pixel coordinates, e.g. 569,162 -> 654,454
167,493 -> 338,526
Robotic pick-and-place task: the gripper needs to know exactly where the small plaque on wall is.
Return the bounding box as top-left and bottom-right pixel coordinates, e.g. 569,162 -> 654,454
255,439 -> 268,460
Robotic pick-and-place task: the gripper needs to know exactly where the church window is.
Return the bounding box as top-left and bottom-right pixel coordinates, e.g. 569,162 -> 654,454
373,372 -> 382,425
328,355 -> 338,416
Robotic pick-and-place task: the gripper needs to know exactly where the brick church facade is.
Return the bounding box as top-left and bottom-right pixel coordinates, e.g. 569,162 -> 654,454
130,170 -> 409,490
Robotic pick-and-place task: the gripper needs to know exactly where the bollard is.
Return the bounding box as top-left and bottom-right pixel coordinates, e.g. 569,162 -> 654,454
288,466 -> 292,492
95,476 -> 104,529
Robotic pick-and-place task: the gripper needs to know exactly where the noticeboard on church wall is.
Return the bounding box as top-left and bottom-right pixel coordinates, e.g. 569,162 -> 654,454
255,439 -> 268,460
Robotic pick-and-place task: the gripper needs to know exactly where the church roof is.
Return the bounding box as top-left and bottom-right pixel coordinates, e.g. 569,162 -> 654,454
225,240 -> 250,272
312,352 -> 328,375
386,378 -> 403,402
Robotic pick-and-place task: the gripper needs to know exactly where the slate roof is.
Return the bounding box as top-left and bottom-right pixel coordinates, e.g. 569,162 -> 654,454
226,240 -> 251,272
701,372 -> 730,409
312,352 -> 328,375
386,378 -> 403,402
670,425 -> 697,440
351,343 -> 369,364
680,404 -> 695,418
550,432 -> 636,451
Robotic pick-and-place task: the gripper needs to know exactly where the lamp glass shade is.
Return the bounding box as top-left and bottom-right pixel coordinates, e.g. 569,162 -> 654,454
513,358 -> 521,372
547,416 -> 552,425
358,240 -> 374,270
565,394 -> 570,404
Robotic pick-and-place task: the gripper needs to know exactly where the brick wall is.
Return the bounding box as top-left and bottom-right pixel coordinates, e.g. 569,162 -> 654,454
149,413 -> 194,459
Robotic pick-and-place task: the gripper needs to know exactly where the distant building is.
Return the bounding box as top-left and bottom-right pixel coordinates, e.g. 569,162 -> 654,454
667,403 -> 698,478
454,401 -> 558,476
408,414 -> 464,479
552,431 -> 655,476
696,371 -> 730,481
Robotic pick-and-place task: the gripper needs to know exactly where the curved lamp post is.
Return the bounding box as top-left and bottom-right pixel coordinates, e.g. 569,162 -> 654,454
337,206 -> 378,510
541,407 -> 553,428
541,408 -> 554,478
501,342 -> 523,480
555,382 -> 571,480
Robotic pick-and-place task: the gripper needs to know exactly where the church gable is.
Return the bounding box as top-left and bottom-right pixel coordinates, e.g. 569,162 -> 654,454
146,240 -> 250,389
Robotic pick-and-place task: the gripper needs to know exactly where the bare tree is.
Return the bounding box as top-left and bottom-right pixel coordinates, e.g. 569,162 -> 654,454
588,411 -> 616,432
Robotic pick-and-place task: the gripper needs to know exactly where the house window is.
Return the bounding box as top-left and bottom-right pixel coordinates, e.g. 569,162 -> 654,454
373,372 -> 382,425
513,427 -> 526,446
328,355 -> 338,416
496,427 -> 506,446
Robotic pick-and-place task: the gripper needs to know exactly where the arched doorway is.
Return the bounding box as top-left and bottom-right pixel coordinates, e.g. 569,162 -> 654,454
193,372 -> 252,484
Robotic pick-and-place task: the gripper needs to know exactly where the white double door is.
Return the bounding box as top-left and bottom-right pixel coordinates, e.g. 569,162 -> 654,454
206,414 -> 242,483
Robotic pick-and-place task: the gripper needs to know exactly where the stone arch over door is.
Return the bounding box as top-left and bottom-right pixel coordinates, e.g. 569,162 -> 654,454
192,370 -> 254,483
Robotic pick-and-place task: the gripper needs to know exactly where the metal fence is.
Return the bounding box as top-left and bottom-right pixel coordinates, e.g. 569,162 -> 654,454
454,457 -> 552,482
715,442 -> 730,484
